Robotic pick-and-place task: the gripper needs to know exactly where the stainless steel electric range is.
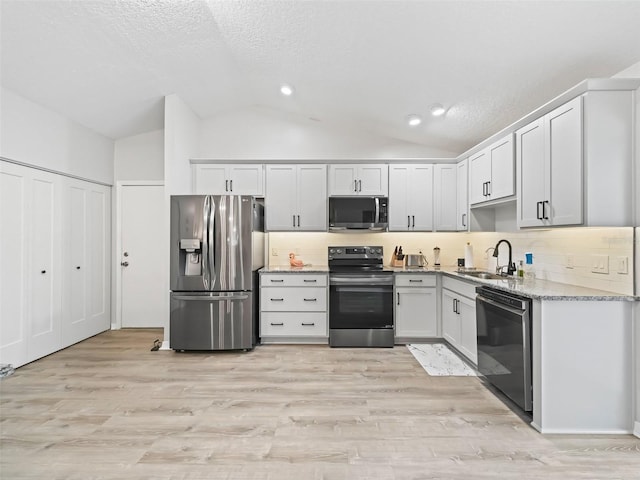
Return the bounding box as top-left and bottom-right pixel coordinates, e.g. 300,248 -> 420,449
328,246 -> 394,347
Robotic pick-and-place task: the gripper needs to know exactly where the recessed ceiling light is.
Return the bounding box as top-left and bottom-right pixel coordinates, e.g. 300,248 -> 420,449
430,104 -> 446,116
280,84 -> 294,96
407,114 -> 422,126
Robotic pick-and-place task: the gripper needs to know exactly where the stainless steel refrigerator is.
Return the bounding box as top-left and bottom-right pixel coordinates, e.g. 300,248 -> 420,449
170,195 -> 264,351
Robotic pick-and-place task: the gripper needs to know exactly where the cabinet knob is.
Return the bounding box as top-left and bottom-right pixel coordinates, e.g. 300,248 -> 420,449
76,266 -> 81,270
41,270 -> 46,274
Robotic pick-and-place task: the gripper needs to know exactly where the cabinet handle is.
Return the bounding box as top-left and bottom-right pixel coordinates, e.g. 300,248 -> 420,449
412,215 -> 415,228
358,179 -> 362,192
270,298 -> 284,302
229,180 -> 233,191
301,322 -> 315,326
462,213 -> 467,227
303,298 -> 317,302
297,215 -> 300,227
270,279 -> 284,283
409,279 -> 422,283
270,322 -> 284,326
536,201 -> 543,220
482,182 -> 486,196
354,179 -> 358,192
486,181 -> 491,196
303,279 -> 317,283
397,293 -> 401,305
407,216 -> 411,228
41,270 -> 47,274
543,200 -> 549,220
453,298 -> 458,314
293,215 -> 296,227
76,266 -> 81,270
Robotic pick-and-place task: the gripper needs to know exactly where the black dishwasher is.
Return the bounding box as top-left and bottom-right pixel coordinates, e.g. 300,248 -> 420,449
476,286 -> 533,412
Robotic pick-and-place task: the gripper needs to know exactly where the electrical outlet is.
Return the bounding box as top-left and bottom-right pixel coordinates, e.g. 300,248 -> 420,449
591,254 -> 609,274
271,248 -> 278,256
616,256 -> 629,274
566,255 -> 574,269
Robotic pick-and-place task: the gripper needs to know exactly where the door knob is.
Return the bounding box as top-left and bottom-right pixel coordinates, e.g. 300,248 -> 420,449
123,252 -> 129,257
121,261 -> 129,267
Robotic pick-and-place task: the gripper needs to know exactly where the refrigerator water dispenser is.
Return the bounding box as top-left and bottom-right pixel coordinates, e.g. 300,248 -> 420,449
180,238 -> 201,276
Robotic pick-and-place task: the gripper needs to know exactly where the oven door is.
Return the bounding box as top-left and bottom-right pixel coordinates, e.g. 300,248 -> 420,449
329,273 -> 393,329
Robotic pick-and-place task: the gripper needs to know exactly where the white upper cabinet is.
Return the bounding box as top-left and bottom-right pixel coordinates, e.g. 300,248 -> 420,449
388,164 -> 433,231
265,164 -> 327,231
456,159 -> 469,231
193,164 -> 264,196
516,92 -> 636,228
434,164 -> 457,231
469,134 -> 515,205
328,164 -> 388,196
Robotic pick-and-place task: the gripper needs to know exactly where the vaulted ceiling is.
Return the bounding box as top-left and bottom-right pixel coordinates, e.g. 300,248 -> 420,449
2,0 -> 640,154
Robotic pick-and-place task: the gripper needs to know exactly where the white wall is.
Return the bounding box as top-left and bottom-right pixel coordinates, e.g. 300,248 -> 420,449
164,95 -> 199,195
114,129 -> 164,181
198,106 -> 457,160
0,87 -> 114,184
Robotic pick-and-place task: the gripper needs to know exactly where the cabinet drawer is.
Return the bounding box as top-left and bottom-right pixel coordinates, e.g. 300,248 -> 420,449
260,287 -> 326,311
442,276 -> 477,299
394,274 -> 436,287
260,274 -> 327,287
260,312 -> 327,336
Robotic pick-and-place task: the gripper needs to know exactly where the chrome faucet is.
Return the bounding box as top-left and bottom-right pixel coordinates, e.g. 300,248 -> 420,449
492,239 -> 516,276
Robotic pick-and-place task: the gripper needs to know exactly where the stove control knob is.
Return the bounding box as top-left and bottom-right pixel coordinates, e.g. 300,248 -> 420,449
336,248 -> 343,254
329,248 -> 335,254
376,248 -> 382,254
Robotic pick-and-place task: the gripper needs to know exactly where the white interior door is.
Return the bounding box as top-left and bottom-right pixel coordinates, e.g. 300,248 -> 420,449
120,184 -> 165,328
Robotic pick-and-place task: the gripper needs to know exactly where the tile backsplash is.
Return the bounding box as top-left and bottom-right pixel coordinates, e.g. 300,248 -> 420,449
267,227 -> 634,295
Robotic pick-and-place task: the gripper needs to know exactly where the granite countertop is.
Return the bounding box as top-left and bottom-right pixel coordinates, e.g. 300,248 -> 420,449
260,265 -> 329,273
259,265 -> 635,300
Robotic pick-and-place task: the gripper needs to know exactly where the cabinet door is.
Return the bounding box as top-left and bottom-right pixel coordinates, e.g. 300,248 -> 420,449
28,170 -> 62,361
517,118 -> 546,227
547,96 -> 583,226
388,165 -> 410,231
0,162 -> 29,367
395,287 -> 437,338
193,165 -> 228,194
410,165 -> 434,231
328,165 -> 358,195
434,164 -> 456,231
441,289 -> 460,346
469,150 -> 489,204
456,160 -> 468,231
297,165 -> 327,231
358,165 -> 388,196
265,165 -> 297,231
457,295 -> 477,365
488,134 -> 515,200
228,165 -> 264,196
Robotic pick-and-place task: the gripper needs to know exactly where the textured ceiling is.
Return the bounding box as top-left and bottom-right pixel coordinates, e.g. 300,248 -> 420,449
2,0 -> 640,154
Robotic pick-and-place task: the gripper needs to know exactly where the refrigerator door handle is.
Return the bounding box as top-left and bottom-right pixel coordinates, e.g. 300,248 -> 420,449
202,196 -> 210,290
208,196 -> 216,289
171,294 -> 250,301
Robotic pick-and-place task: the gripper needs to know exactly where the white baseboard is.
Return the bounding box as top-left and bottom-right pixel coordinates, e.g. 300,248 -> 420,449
159,340 -> 171,351
634,421 -> 640,439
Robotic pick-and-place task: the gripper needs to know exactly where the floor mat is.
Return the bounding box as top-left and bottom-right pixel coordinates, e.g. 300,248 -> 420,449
407,343 -> 479,376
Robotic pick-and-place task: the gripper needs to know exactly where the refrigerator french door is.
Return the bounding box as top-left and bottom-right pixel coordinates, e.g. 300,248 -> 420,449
170,195 -> 264,351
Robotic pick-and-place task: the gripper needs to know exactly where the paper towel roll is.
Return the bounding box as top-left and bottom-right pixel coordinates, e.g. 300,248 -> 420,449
464,243 -> 474,268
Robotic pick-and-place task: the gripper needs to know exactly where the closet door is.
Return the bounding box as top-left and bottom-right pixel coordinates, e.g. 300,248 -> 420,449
28,170 -> 62,360
0,162 -> 29,367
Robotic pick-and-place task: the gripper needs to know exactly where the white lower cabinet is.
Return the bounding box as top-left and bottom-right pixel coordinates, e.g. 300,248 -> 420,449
0,161 -> 111,368
441,276 -> 477,364
394,275 -> 437,341
259,273 -> 328,343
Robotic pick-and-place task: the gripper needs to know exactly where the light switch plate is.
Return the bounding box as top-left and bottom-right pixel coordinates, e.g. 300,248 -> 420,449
616,256 -> 629,274
591,254 -> 609,274
566,255 -> 575,269
271,248 -> 278,256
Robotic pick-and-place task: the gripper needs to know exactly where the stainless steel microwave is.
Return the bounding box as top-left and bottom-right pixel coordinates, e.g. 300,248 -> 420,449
328,197 -> 388,231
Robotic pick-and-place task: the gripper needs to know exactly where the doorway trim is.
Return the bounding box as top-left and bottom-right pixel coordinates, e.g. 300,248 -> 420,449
113,180 -> 164,331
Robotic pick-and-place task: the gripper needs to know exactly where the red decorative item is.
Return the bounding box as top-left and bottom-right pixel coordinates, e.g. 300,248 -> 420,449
289,252 -> 304,267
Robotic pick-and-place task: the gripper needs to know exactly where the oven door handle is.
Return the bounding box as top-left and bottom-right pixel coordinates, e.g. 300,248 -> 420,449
477,294 -> 526,317
330,276 -> 393,286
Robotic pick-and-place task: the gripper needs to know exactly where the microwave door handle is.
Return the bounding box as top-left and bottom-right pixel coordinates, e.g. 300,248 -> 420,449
375,197 -> 380,224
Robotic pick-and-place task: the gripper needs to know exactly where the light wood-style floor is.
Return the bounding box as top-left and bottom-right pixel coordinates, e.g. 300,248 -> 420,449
1,329 -> 638,479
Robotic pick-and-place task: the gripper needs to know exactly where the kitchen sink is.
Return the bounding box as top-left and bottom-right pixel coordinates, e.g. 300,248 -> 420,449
462,271 -> 505,280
